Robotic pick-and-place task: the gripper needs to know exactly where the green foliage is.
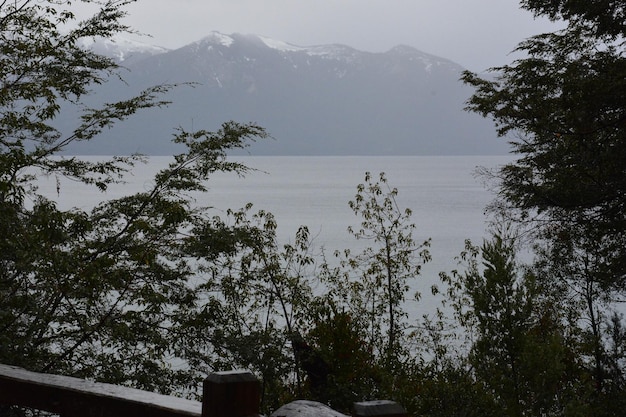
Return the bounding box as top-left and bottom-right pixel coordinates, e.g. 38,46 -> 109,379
0,1 -> 166,201
455,0 -> 626,410
0,0 -> 269,396
436,230 -> 601,417
0,123 -> 267,392
521,0 -> 626,39
462,0 -> 626,398
304,303 -> 382,411
322,172 -> 430,368
173,205 -> 318,412
413,364 -> 500,417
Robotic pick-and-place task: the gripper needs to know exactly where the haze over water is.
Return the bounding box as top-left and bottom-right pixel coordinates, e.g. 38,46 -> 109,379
41,155 -> 513,319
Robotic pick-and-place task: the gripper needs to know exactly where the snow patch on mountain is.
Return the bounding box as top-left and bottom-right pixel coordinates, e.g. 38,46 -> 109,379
258,35 -> 304,52
253,34 -> 361,66
79,35 -> 168,62
197,31 -> 235,48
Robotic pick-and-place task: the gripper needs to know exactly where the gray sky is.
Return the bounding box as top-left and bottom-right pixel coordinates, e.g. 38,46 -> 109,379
88,0 -> 561,72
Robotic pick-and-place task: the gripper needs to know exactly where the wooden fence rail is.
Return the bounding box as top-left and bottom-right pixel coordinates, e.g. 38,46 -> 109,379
0,363 -> 407,417
0,364 -> 259,417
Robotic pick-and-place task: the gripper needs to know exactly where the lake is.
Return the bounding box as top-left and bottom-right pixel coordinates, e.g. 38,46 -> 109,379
41,155 -> 512,318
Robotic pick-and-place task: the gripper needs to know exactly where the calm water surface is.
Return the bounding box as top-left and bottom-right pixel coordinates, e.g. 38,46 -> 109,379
43,155 -> 512,318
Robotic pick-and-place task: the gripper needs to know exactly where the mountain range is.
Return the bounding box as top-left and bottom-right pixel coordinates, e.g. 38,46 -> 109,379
63,32 -> 506,155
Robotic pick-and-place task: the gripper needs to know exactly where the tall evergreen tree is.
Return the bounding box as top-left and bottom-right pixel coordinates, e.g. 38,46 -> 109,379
462,0 -> 626,395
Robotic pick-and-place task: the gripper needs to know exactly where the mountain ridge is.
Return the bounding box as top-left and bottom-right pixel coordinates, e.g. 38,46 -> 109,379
63,32 -> 505,156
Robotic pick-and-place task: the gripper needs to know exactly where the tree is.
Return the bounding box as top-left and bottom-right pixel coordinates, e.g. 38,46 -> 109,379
451,236 -> 536,416
462,0 -> 626,392
0,0 -> 268,396
179,206 -> 317,411
322,172 -> 430,370
304,305 -> 381,411
520,0 -> 626,38
440,230 -> 592,417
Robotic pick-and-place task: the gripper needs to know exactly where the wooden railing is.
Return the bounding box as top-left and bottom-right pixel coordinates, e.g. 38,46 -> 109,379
0,364 -> 258,417
0,363 -> 407,417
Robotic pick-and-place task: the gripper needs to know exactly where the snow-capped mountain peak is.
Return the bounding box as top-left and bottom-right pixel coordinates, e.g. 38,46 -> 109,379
195,31 -> 304,53
195,31 -> 235,48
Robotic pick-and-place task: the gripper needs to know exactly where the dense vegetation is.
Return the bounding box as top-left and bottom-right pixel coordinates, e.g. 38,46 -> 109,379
1,1 -> 625,416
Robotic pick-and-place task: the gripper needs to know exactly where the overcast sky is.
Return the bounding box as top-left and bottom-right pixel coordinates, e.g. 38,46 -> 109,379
86,0 -> 561,72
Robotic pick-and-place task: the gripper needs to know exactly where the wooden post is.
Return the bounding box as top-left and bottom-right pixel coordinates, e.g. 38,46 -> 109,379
353,400 -> 408,417
202,371 -> 260,417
